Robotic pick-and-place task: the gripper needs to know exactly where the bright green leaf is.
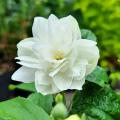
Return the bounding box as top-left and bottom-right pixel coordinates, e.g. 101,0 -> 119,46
27,93 -> 53,114
86,66 -> 109,87
15,83 -> 36,92
0,97 -> 50,120
0,117 -> 5,120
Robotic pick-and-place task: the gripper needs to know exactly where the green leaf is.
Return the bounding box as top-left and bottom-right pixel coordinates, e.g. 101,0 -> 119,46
86,66 -> 109,87
0,97 -> 50,120
27,93 -> 53,114
81,29 -> 97,41
15,83 -> 36,92
71,83 -> 120,120
0,117 -> 5,120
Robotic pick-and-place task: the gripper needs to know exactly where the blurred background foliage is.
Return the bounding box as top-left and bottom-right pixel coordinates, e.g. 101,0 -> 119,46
0,0 -> 120,82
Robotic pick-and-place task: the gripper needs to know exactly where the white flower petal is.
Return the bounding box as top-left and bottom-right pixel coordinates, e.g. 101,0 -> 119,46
11,66 -> 35,83
53,72 -> 72,91
80,39 -> 97,46
35,84 -> 52,95
15,56 -> 39,63
35,84 -> 60,95
35,71 -> 51,85
60,15 -> 81,41
48,14 -> 58,22
70,77 -> 85,90
73,39 -> 99,75
17,61 -> 41,69
17,38 -> 35,57
72,60 -> 87,79
48,14 -> 60,43
32,17 -> 48,41
86,59 -> 98,75
32,43 -> 53,62
35,71 -> 60,95
49,60 -> 67,77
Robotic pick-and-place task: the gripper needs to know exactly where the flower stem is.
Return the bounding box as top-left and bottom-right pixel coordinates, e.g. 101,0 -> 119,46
64,91 -> 74,112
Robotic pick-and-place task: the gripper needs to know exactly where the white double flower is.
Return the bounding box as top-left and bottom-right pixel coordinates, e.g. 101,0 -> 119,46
12,14 -> 99,95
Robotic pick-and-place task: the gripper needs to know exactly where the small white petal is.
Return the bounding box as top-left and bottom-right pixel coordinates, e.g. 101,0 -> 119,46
35,71 -> 51,85
72,60 -> 87,79
70,77 -> 85,90
48,14 -> 58,21
11,66 -> 35,83
35,84 -> 60,95
17,38 -> 35,57
80,39 -> 97,46
73,39 -> 99,75
15,56 -> 39,63
49,60 -> 67,77
32,17 -> 48,41
86,58 -> 98,75
35,71 -> 60,95
53,72 -> 72,90
17,61 -> 41,69
60,15 -> 81,40
48,14 -> 60,44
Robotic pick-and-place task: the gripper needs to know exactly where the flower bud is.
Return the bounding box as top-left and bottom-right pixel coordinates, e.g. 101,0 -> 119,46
8,84 -> 16,91
81,113 -> 86,120
55,93 -> 63,103
65,114 -> 81,120
51,103 -> 68,119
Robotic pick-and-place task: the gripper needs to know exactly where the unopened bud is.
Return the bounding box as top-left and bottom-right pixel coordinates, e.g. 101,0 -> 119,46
8,84 -> 16,91
65,114 -> 81,120
51,103 -> 68,119
55,93 -> 63,103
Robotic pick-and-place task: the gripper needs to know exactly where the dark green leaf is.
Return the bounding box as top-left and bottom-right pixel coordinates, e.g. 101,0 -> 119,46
86,66 -> 109,87
81,29 -> 97,41
72,83 -> 120,120
28,93 -> 53,114
0,97 -> 50,120
15,83 -> 36,92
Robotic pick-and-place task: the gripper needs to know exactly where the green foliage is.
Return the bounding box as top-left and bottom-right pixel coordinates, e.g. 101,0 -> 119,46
81,29 -> 97,41
14,83 -> 36,92
109,72 -> 120,88
27,93 -> 53,114
74,0 -> 120,68
0,97 -> 50,120
71,82 -> 120,120
86,66 -> 109,87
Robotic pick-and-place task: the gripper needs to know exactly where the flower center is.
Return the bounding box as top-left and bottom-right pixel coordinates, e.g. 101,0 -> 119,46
53,50 -> 64,60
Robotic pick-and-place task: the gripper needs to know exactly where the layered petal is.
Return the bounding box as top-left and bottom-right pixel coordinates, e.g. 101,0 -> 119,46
32,17 -> 48,41
53,71 -> 72,91
17,38 -> 36,57
60,15 -> 81,41
35,71 -> 60,95
11,66 -> 35,83
70,77 -> 85,90
73,39 -> 99,75
17,38 -> 44,69
72,60 -> 87,79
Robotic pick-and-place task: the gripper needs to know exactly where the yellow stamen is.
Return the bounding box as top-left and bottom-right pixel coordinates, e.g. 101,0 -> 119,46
53,50 -> 64,60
